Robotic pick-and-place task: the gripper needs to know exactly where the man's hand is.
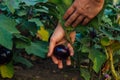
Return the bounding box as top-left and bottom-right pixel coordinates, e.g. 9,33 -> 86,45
64,0 -> 104,27
47,23 -> 76,69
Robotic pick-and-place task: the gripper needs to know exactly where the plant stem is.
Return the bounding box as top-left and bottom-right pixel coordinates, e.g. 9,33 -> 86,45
59,17 -> 74,47
77,52 -> 81,69
106,47 -> 118,80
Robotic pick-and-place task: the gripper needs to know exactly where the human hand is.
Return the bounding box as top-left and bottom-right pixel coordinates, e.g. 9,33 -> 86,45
47,23 -> 76,69
64,0 -> 104,27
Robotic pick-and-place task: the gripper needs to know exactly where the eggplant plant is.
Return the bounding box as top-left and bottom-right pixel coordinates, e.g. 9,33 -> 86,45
48,0 -> 120,80
0,0 -> 119,80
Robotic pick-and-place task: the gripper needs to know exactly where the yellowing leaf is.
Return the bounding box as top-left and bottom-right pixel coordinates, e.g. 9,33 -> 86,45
37,26 -> 49,41
100,37 -> 113,46
0,63 -> 14,78
118,17 -> 120,24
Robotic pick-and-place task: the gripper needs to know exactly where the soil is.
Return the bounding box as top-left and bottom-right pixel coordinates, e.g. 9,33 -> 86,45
0,58 -> 82,80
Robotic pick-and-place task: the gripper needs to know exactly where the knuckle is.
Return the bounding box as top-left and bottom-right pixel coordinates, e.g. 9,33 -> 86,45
75,11 -> 80,15
50,37 -> 56,42
77,8 -> 83,14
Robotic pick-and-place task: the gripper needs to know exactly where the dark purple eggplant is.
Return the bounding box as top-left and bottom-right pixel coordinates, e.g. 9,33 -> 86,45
53,45 -> 70,60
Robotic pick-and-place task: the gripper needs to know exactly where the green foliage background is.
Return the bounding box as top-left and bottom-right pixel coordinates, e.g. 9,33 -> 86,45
0,0 -> 119,80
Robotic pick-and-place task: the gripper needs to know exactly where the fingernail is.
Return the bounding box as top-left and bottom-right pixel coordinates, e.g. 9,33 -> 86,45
70,53 -> 74,56
67,61 -> 71,66
47,52 -> 51,57
58,65 -> 63,69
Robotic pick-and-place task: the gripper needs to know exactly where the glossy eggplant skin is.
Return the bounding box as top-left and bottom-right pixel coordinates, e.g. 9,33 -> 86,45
0,46 -> 13,65
53,45 -> 70,60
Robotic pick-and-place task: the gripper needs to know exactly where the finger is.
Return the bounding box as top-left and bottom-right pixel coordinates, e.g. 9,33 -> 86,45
72,15 -> 85,27
65,11 -> 79,26
53,24 -> 65,42
63,6 -> 75,20
67,43 -> 74,56
58,60 -> 63,69
47,38 -> 56,57
82,17 -> 90,25
56,39 -> 66,46
51,56 -> 59,64
70,31 -> 76,43
66,57 -> 71,66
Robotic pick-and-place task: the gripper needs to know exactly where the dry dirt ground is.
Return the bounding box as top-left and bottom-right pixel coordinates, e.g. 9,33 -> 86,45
0,58 -> 82,80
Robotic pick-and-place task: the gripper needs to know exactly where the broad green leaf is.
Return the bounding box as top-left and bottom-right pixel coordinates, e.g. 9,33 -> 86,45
20,0 -> 48,6
14,34 -> 31,49
0,14 -> 19,49
0,14 -> 19,34
80,68 -> 90,80
109,27 -> 120,32
4,0 -> 20,13
29,18 -> 43,27
89,49 -> 106,73
35,8 -> 48,13
0,63 -> 14,78
13,56 -> 33,68
81,45 -> 90,53
100,29 -> 113,39
25,41 -> 48,58
0,27 -> 13,50
102,15 -> 112,26
15,39 -> 30,49
20,21 -> 37,36
16,10 -> 27,16
37,26 -> 49,41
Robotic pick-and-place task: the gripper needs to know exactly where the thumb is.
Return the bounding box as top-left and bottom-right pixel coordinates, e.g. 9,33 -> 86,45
47,38 -> 56,57
70,31 -> 76,44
